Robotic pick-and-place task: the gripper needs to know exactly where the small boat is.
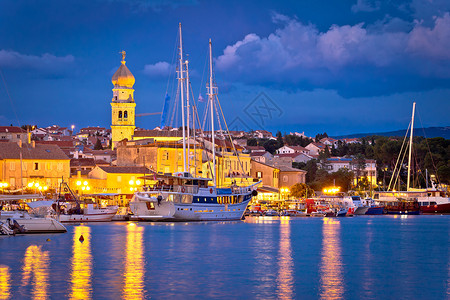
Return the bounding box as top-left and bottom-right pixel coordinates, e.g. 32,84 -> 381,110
336,208 -> 348,217
264,209 -> 279,216
384,198 -> 420,215
56,181 -> 118,223
311,211 -> 326,217
1,201 -> 67,233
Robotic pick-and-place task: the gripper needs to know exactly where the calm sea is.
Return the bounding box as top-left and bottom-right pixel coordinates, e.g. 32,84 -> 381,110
0,216 -> 449,299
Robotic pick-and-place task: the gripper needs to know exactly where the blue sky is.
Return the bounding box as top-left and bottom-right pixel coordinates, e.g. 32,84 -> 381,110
0,0 -> 449,136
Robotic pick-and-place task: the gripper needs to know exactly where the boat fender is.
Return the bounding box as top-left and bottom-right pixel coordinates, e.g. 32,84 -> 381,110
210,188 -> 213,194
157,195 -> 162,206
181,187 -> 185,193
252,190 -> 258,197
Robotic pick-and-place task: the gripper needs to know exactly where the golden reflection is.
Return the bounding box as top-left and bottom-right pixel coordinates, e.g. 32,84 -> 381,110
276,218 -> 293,299
320,218 -> 344,300
70,226 -> 92,300
0,265 -> 11,300
21,245 -> 50,299
123,223 -> 145,299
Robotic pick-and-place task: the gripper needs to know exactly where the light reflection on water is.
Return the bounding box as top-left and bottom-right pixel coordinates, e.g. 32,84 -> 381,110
0,265 -> 11,300
0,217 -> 448,299
276,217 -> 294,300
320,218 -> 344,300
69,226 -> 92,300
123,223 -> 146,300
21,245 -> 50,299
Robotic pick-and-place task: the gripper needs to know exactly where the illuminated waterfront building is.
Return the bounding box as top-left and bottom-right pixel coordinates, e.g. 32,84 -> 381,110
0,141 -> 70,190
111,51 -> 136,150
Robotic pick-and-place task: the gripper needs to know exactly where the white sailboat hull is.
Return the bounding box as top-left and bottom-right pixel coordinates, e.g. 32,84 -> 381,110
58,206 -> 119,223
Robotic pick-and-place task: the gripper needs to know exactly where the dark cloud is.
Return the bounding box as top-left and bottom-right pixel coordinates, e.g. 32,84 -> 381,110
215,13 -> 450,97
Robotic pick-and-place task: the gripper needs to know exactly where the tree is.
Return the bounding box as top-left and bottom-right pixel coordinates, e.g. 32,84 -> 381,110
290,183 -> 315,199
276,131 -> 284,147
94,138 -> 103,150
351,154 -> 366,187
247,138 -> 257,146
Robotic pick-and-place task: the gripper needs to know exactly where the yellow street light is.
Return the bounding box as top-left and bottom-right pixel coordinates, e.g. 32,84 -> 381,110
38,186 -> 43,191
82,186 -> 86,191
129,180 -> 134,185
27,182 -> 34,188
43,186 -> 48,191
34,182 -> 40,187
136,180 -> 141,185
83,181 -> 88,186
86,186 -> 91,191
76,181 -> 82,186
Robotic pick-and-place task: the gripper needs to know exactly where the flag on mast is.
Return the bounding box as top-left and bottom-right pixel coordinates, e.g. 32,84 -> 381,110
160,93 -> 170,128
198,93 -> 206,103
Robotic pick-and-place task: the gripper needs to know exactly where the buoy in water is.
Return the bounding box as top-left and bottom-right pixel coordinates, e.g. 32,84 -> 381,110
46,238 -> 51,242
79,235 -> 84,243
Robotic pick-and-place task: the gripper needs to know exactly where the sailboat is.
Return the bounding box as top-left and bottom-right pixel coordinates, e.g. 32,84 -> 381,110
130,24 -> 258,221
372,102 -> 450,214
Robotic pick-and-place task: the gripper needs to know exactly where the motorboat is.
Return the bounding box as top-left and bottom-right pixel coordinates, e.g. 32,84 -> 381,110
0,210 -> 66,233
58,203 -> 119,223
0,201 -> 67,233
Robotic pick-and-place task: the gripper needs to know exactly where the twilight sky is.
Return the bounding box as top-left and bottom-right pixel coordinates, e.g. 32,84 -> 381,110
0,0 -> 449,136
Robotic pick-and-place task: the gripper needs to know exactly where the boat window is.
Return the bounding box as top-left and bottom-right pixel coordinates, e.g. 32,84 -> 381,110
181,194 -> 193,204
146,202 -> 155,210
173,194 -> 181,203
238,195 -> 244,203
422,202 -> 429,206
430,202 -> 437,205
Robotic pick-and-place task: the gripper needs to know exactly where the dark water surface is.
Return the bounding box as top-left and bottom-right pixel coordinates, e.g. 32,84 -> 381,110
0,216 -> 449,299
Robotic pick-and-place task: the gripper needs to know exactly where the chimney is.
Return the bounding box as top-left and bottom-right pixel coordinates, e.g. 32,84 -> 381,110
27,129 -> 31,144
31,140 -> 35,148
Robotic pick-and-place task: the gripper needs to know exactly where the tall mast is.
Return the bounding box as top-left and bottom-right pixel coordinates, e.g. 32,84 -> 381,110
407,102 -> 416,191
208,39 -> 216,186
186,58 -> 191,172
179,23 -> 187,172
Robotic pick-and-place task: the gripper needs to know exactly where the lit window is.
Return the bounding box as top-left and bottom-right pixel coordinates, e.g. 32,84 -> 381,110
34,162 -> 39,171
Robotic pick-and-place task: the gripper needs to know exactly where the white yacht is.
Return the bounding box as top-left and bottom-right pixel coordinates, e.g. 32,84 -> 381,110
131,172 -> 257,221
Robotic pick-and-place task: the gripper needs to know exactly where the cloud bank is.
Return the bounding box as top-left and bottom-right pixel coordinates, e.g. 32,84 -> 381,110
215,13 -> 450,97
0,50 -> 75,76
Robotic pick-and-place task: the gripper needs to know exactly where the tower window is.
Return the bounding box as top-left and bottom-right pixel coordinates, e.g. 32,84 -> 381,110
114,96 -> 117,101
118,111 -> 122,118
124,111 -> 128,119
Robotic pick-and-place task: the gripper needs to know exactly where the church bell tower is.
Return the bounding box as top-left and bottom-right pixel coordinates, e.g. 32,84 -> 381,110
110,51 -> 136,150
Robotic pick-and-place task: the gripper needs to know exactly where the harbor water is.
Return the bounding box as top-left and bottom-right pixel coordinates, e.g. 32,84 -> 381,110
0,215 -> 449,299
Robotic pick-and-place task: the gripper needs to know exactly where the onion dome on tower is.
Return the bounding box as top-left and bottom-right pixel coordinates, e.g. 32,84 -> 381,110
111,51 -> 135,88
